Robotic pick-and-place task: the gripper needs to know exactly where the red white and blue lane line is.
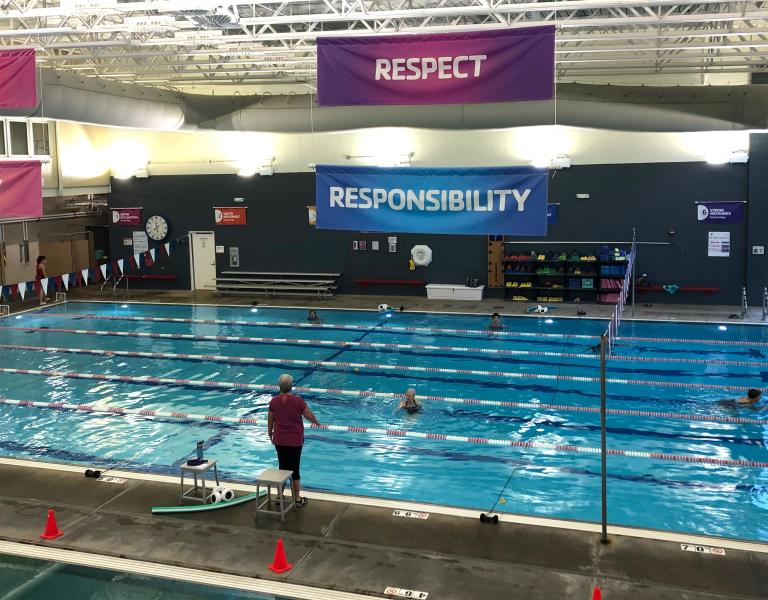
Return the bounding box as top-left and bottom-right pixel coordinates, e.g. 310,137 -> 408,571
0,363 -> 765,425
28,311 -> 768,347
1,397 -> 766,469
5,326 -> 768,370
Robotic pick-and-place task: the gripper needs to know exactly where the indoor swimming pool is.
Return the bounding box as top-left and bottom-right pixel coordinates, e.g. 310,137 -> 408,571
0,301 -> 767,543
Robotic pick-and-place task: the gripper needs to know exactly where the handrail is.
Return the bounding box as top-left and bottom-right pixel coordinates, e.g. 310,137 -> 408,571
762,286 -> 767,321
741,286 -> 748,319
99,274 -> 112,291
112,274 -> 129,300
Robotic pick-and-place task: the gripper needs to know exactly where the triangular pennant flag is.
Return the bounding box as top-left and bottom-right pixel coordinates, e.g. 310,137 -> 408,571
54,275 -> 63,290
170,240 -> 177,253
33,281 -> 41,294
117,259 -> 124,275
100,264 -> 108,281
41,278 -> 49,295
133,254 -> 141,270
150,248 -> 156,262
18,282 -> 26,300
62,273 -> 70,290
0,285 -> 7,302
163,242 -> 170,256
81,268 -> 89,285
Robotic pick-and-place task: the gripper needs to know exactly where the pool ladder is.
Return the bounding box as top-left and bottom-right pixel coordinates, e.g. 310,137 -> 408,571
762,286 -> 768,321
741,287 -> 748,319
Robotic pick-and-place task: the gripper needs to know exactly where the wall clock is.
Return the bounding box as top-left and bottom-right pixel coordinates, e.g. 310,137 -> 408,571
145,215 -> 169,241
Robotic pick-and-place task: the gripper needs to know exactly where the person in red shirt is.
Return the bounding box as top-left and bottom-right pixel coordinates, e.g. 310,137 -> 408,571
267,373 -> 320,507
35,256 -> 49,305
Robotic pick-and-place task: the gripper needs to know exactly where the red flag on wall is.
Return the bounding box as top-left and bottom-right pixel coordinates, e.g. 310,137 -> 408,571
0,49 -> 37,108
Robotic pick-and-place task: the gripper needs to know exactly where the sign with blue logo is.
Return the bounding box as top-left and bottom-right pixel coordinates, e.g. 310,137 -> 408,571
696,202 -> 744,224
315,165 -> 548,235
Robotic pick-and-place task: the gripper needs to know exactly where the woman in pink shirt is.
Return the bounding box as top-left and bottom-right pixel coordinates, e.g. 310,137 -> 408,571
267,373 -> 320,507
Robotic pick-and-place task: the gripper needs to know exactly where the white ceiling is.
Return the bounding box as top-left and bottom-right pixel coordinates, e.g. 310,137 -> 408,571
2,0 -> 766,93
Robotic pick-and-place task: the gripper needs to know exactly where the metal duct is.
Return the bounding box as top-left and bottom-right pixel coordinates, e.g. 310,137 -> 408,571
196,84 -> 764,132
1,70 -> 186,130
2,71 -> 766,133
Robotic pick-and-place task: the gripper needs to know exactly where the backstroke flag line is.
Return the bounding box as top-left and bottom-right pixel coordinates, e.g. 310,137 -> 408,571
317,27 -> 555,106
315,165 -> 548,236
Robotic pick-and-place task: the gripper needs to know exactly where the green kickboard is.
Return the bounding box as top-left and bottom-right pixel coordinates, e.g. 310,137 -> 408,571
151,490 -> 267,514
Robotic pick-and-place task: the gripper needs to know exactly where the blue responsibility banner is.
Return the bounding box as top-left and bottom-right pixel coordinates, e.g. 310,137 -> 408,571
315,165 -> 548,235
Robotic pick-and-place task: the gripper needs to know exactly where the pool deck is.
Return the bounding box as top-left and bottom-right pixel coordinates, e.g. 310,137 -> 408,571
7,287 -> 767,324
0,461 -> 765,600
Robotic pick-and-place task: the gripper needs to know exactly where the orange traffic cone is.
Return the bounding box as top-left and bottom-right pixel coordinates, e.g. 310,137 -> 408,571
592,586 -> 602,600
267,539 -> 293,573
40,509 -> 63,540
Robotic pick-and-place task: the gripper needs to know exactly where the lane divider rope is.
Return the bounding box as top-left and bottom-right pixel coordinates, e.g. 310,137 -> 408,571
31,311 -> 596,341
31,311 -> 768,348
1,325 -> 594,359
0,364 -> 766,412
1,397 -> 766,469
1,337 -> 763,371
7,326 -> 768,373
0,353 -> 757,392
3,343 -> 768,402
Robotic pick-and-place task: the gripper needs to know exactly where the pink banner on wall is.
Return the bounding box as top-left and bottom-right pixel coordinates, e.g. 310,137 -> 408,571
0,49 -> 37,108
317,27 -> 554,106
0,161 -> 42,218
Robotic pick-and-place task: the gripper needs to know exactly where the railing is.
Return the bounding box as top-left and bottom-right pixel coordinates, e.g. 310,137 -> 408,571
54,292 -> 67,303
0,304 -> 8,321
112,274 -> 129,300
100,275 -> 113,292
762,286 -> 767,322
741,286 -> 748,319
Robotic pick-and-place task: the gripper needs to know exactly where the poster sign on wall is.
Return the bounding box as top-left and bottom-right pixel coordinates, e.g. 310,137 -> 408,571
132,231 -> 149,253
316,27 -> 555,106
315,165 -> 548,236
307,206 -> 317,225
214,207 -> 247,225
111,207 -> 142,226
697,202 -> 744,224
708,231 -> 730,257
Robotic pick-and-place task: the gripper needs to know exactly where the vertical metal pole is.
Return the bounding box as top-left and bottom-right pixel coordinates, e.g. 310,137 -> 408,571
600,333 -> 608,544
630,229 -> 636,318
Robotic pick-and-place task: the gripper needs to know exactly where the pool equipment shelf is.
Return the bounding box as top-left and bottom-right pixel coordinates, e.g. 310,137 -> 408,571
503,253 -> 630,304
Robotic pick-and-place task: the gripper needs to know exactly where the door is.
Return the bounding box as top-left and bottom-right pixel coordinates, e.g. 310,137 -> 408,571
189,232 -> 217,290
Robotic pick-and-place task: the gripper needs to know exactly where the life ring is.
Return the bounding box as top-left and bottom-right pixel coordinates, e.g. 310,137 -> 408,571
411,245 -> 433,267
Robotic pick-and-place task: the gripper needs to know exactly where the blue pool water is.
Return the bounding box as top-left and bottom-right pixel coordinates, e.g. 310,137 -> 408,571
0,552 -> 288,599
1,301 -> 767,542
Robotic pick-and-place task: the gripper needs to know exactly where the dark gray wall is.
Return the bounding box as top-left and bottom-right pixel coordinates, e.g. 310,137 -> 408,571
108,174 -> 488,295
108,160 -> 752,303
542,162 -> 748,305
747,133 -> 768,305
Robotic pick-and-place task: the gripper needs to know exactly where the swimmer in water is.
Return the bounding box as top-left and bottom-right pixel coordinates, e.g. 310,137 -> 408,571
718,388 -> 763,409
307,309 -> 321,323
489,312 -> 503,330
396,388 -> 422,414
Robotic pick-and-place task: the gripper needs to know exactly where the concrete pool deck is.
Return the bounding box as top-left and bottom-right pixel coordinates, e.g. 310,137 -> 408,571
0,461 -> 765,600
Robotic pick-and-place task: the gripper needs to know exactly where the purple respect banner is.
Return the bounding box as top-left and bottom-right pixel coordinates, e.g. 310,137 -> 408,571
317,27 -> 555,106
697,202 -> 745,224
